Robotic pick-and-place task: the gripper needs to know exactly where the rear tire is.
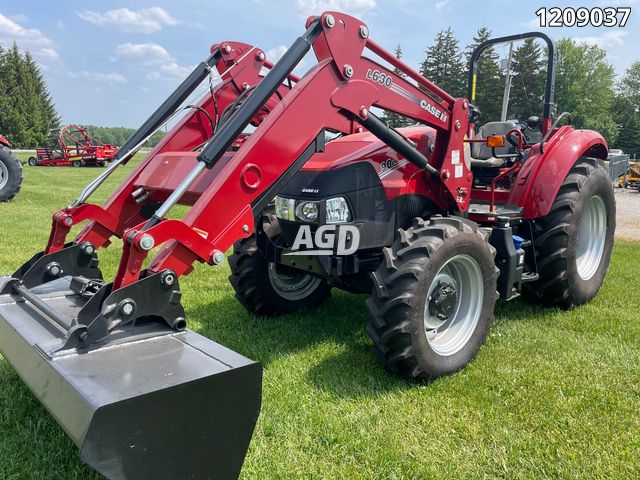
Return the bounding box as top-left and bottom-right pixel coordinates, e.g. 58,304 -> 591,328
0,145 -> 23,202
228,235 -> 331,316
524,157 -> 615,308
366,217 -> 498,381
28,156 -> 38,166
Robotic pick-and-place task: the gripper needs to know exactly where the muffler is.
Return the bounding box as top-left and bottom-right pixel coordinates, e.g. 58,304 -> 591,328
0,269 -> 261,480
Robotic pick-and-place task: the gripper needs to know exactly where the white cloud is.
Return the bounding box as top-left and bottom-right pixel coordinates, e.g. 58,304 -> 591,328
0,13 -> 59,61
76,7 -> 180,34
9,14 -> 29,23
68,70 -> 127,85
295,0 -> 376,18
266,45 -> 288,63
115,42 -> 194,79
573,30 -> 629,49
435,0 -> 449,10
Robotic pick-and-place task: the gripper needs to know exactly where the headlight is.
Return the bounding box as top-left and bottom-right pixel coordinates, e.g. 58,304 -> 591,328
295,201 -> 319,222
275,196 -> 295,221
325,197 -> 351,224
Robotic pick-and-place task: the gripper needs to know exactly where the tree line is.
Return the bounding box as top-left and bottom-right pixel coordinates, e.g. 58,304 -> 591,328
0,43 -> 164,149
385,27 -> 640,156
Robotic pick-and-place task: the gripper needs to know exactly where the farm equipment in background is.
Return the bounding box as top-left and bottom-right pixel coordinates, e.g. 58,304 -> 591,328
0,12 -> 615,480
28,124 -> 118,167
618,158 -> 640,190
0,134 -> 23,202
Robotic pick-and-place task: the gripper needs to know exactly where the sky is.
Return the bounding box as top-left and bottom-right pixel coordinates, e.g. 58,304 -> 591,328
0,0 -> 638,127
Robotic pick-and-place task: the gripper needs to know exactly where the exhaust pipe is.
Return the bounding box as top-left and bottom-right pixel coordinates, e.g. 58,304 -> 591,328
0,272 -> 261,479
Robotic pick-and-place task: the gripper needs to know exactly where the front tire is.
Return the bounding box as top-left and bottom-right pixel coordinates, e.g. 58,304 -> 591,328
228,235 -> 331,316
0,145 -> 23,202
28,156 -> 39,166
366,217 -> 498,381
524,157 -> 615,308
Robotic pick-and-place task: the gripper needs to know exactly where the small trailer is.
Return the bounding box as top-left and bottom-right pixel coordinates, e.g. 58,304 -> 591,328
28,124 -> 118,167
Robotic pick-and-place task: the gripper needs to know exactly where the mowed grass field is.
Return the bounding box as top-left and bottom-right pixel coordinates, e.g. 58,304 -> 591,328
0,154 -> 638,479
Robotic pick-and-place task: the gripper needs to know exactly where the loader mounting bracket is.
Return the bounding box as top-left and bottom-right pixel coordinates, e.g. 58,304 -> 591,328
13,242 -> 102,289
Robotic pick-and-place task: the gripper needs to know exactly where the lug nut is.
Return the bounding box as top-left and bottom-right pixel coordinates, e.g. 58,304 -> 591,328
344,64 -> 354,78
359,25 -> 369,38
455,120 -> 461,131
324,14 -> 335,28
161,270 -> 176,287
213,251 -> 225,265
139,234 -> 155,251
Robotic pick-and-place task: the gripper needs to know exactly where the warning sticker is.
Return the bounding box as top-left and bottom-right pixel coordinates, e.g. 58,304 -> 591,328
455,164 -> 463,178
451,150 -> 460,165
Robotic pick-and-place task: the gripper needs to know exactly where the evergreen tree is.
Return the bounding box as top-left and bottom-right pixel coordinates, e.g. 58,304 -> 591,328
612,61 -> 640,156
383,45 -> 413,129
420,27 -> 466,99
508,39 -> 545,120
0,42 -> 59,147
554,39 -> 618,145
465,27 -> 503,124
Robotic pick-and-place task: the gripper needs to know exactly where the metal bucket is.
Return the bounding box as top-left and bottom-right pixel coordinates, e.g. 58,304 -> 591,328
0,276 -> 262,480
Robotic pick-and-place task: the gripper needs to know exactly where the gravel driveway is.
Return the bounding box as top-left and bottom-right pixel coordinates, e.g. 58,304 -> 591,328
614,187 -> 640,240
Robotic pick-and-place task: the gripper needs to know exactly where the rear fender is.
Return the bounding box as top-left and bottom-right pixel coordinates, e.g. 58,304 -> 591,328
509,126 -> 608,218
0,135 -> 10,148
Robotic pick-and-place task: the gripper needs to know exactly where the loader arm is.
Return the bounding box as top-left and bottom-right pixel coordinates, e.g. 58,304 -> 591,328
43,41 -> 296,256
116,12 -> 472,288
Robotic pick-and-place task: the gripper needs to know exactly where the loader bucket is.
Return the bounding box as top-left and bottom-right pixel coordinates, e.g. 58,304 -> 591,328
0,276 -> 262,480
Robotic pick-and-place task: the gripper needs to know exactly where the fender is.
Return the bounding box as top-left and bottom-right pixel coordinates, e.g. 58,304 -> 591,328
509,126 -> 608,218
0,135 -> 10,148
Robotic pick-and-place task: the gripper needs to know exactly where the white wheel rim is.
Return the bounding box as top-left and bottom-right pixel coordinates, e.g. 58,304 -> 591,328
576,195 -> 607,281
0,160 -> 8,190
267,263 -> 322,301
424,254 -> 484,356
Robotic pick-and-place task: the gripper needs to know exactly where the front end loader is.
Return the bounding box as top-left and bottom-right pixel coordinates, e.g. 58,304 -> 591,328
0,11 -> 615,479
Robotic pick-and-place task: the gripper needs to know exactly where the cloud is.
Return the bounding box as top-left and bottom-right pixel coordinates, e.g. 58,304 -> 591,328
76,7 -> 180,33
435,0 -> 449,10
68,70 -> 127,85
266,45 -> 288,63
295,0 -> 376,18
573,30 -> 629,49
0,13 -> 59,62
115,42 -> 194,79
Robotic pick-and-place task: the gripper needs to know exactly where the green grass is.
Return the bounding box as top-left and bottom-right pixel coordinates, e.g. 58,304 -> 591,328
0,155 -> 638,479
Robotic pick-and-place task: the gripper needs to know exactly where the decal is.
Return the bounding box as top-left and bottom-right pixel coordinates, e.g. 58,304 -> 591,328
301,187 -> 319,194
419,99 -> 448,123
454,164 -> 463,178
366,69 -> 393,88
451,150 -> 460,165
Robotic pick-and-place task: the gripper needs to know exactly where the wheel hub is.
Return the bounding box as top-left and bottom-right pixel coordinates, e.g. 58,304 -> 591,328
0,160 -> 8,190
429,282 -> 457,321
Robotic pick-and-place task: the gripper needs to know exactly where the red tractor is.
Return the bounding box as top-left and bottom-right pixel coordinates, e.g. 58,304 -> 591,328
28,124 -> 118,167
0,13 -> 615,480
0,134 -> 23,201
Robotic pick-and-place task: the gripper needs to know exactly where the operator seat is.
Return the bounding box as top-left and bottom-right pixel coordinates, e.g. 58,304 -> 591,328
470,121 -> 517,168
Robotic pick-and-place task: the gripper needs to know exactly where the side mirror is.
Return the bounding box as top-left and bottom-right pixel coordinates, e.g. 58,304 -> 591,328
526,116 -> 540,130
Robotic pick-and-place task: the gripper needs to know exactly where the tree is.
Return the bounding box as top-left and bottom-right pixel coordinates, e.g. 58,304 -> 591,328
83,125 -> 165,147
612,61 -> 640,156
420,27 -> 466,99
508,38 -> 546,120
465,27 -> 503,124
554,39 -> 618,145
0,43 -> 59,147
383,45 -> 413,129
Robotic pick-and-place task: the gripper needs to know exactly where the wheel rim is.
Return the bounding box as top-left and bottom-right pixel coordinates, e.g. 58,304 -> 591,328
0,160 -> 8,190
424,254 -> 484,356
267,263 -> 322,301
576,195 -> 607,281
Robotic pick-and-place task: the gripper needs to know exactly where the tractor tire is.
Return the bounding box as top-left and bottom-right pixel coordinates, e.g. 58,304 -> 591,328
0,145 -> 23,202
228,235 -> 331,316
366,217 -> 498,381
524,157 -> 615,309
28,156 -> 38,166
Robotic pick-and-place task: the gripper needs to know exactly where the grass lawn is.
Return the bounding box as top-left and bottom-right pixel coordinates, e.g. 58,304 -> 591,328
0,154 -> 638,479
